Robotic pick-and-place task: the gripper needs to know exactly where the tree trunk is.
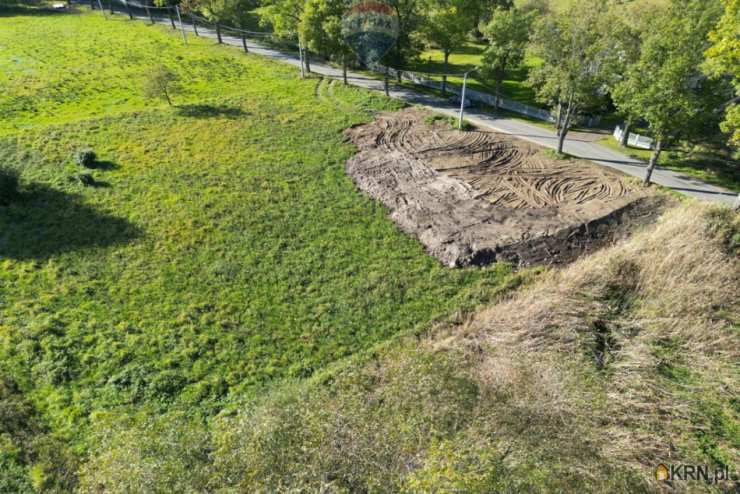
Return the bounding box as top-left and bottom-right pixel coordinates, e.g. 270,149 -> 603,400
384,66 -> 390,97
557,102 -> 573,154
169,12 -> 176,29
342,55 -> 348,85
644,138 -> 662,185
557,125 -> 567,154
620,120 -> 631,147
734,192 -> 740,211
146,6 -> 154,24
90,0 -> 94,9
242,35 -> 248,53
125,2 -> 133,19
441,51 -> 449,96
216,24 -> 222,44
193,20 -> 199,36
298,44 -> 305,79
305,50 -> 311,74
555,102 -> 563,136
494,77 -> 502,111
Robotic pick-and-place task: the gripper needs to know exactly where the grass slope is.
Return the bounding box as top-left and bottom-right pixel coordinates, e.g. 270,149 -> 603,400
0,8 -> 521,488
77,202 -> 740,493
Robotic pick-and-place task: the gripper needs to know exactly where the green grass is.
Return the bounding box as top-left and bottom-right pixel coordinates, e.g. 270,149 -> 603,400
597,137 -> 740,192
0,6 -> 520,467
403,41 -> 543,108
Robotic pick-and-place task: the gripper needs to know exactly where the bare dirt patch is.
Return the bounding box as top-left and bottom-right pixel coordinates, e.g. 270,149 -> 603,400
345,108 -> 660,267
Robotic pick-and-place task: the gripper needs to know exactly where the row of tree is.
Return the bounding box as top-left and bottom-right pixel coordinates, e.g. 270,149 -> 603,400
164,0 -> 738,189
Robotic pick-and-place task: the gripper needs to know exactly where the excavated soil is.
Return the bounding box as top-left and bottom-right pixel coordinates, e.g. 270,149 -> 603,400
345,108 -> 659,267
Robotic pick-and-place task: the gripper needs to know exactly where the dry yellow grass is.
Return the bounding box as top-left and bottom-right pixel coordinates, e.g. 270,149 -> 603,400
433,201 -> 739,488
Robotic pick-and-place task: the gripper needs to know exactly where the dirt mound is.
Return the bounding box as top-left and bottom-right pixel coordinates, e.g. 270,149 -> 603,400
345,108 -> 656,267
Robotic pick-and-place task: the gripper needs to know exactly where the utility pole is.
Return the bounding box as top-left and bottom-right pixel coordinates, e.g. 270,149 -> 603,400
459,68 -> 477,130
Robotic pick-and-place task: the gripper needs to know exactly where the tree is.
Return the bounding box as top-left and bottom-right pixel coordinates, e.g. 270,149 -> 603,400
613,0 -> 723,185
301,0 -> 354,84
598,1 -> 655,147
704,0 -> 740,146
703,0 -> 740,208
257,0 -> 310,77
143,66 -> 180,106
480,6 -> 533,110
420,0 -> 477,95
527,0 -> 608,154
385,0 -> 425,70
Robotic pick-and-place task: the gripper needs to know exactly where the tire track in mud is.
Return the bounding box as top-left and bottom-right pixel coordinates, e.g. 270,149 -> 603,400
345,108 -> 650,267
370,111 -> 631,209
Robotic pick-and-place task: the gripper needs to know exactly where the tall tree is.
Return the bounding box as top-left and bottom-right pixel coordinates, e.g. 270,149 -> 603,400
257,0 -> 310,76
527,0 -> 608,154
420,0 -> 477,95
703,0 -> 740,146
480,6 -> 533,110
613,0 -> 723,185
598,0 -> 656,147
703,0 -> 740,208
301,0 -> 354,84
385,0 -> 424,69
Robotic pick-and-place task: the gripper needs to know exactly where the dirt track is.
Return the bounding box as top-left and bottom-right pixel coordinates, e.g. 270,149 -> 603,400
345,108 -> 656,267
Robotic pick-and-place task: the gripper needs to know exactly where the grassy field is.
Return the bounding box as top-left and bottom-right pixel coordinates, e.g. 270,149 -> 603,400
403,41 -> 544,108
597,137 -> 740,191
0,7 -> 525,489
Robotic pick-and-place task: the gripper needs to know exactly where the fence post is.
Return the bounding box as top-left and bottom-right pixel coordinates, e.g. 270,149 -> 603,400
242,35 -> 248,53
108,0 -> 113,15
216,23 -> 222,44
145,5 -> 154,24
175,5 -> 187,45
124,0 -> 133,19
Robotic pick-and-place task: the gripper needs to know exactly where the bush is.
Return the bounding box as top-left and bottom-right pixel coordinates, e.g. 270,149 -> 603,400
68,171 -> 95,186
74,148 -> 96,168
0,166 -> 20,205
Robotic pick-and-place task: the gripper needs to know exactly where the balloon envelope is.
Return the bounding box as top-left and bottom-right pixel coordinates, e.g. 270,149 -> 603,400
342,0 -> 399,65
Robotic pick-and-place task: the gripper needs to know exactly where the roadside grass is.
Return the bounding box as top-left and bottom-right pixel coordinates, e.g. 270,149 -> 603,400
0,7 -> 521,468
403,41 -> 543,108
598,137 -> 740,192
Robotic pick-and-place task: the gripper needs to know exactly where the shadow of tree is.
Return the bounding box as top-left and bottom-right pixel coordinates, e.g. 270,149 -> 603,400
0,4 -> 73,17
87,160 -> 120,171
0,185 -> 141,260
175,104 -> 249,119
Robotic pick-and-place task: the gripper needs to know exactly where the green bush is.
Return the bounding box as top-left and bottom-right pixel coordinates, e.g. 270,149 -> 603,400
74,148 -> 96,168
68,171 -> 95,186
0,166 -> 19,205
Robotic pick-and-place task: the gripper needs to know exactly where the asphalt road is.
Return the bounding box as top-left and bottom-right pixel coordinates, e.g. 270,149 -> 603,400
148,14 -> 738,206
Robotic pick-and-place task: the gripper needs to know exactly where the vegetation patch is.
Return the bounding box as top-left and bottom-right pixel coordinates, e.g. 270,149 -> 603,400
0,10 -> 522,489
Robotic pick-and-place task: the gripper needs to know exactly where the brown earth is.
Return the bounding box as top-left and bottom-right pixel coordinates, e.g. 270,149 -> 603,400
345,108 -> 663,267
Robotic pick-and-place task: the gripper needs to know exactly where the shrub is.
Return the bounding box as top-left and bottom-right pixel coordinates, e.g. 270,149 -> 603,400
74,148 -> 96,168
143,66 -> 181,106
68,171 -> 96,186
0,166 -> 20,205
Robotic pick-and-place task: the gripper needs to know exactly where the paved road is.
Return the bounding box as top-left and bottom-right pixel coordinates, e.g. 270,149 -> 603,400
147,13 -> 738,205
